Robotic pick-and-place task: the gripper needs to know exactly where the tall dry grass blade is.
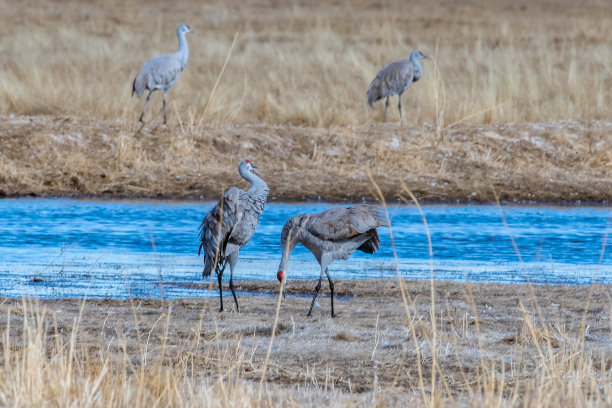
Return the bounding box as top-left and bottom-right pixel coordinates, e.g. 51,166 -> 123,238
575,212 -> 611,371
257,266 -> 285,403
400,182 -> 438,406
432,39 -> 446,140
367,168 -> 445,407
197,31 -> 240,128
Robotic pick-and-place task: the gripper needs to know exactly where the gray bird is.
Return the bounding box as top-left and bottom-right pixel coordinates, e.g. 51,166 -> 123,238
132,23 -> 193,124
276,205 -> 386,317
367,50 -> 430,123
198,159 -> 269,312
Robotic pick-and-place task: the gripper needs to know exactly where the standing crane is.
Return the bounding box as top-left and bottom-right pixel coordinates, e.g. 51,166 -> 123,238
367,50 -> 430,123
199,160 -> 269,312
132,23 -> 193,124
276,205 -> 386,317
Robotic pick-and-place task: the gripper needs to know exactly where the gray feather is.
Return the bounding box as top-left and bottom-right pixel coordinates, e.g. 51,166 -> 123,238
307,205 -> 386,241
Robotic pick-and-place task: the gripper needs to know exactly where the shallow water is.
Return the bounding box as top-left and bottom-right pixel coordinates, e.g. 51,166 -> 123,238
0,198 -> 609,299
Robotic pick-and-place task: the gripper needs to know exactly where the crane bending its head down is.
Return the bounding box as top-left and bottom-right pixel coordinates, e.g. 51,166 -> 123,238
276,205 -> 386,317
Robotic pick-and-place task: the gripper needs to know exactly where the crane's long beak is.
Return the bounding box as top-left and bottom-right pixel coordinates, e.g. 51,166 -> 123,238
251,164 -> 259,175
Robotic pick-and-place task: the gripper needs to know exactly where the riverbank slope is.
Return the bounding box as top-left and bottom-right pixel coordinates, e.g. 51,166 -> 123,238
1,116 -> 610,204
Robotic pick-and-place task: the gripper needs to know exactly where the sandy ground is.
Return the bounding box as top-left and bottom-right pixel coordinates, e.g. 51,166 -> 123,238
0,115 -> 610,204
3,279 -> 611,397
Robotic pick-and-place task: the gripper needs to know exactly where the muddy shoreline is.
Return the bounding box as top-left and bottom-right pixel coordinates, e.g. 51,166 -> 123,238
2,279 -> 610,397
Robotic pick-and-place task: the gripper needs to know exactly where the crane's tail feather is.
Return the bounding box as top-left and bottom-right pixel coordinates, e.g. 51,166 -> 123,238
367,77 -> 382,108
202,253 -> 216,278
132,73 -> 147,98
357,229 -> 380,254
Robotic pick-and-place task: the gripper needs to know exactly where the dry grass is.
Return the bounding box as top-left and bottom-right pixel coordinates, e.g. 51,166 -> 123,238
2,0 -> 612,127
1,1 -> 612,405
0,281 -> 611,407
2,0 -> 612,203
1,115 -> 610,203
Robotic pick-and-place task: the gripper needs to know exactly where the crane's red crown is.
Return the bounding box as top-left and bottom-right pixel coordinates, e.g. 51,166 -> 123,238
245,159 -> 251,164
277,270 -> 284,282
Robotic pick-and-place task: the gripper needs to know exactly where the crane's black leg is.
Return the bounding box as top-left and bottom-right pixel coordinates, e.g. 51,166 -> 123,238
217,261 -> 228,312
140,90 -> 153,123
398,92 -> 403,124
384,96 -> 390,123
162,91 -> 168,125
229,273 -> 239,313
227,251 -> 240,313
307,276 -> 323,316
325,269 -> 335,318
217,271 -> 224,312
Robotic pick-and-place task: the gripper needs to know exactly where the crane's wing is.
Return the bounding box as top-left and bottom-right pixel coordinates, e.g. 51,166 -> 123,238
367,59 -> 416,107
307,205 -> 386,241
198,187 -> 240,277
151,55 -> 183,84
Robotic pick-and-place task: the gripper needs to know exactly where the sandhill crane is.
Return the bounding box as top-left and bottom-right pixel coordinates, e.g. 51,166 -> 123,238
276,205 -> 386,317
132,23 -> 193,124
198,160 -> 269,312
367,50 -> 430,123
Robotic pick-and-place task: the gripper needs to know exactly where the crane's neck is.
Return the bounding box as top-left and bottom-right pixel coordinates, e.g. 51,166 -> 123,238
176,32 -> 190,67
240,169 -> 270,208
278,240 -> 298,273
411,54 -> 423,81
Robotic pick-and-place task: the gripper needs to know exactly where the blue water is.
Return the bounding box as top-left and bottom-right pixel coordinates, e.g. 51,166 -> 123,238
0,198 -> 609,299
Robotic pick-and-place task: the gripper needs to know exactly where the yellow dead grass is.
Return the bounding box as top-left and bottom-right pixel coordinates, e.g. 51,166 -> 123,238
2,0 -> 612,127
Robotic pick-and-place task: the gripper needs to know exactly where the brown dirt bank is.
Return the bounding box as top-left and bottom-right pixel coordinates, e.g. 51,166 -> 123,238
0,115 -> 610,204
2,279 -> 611,404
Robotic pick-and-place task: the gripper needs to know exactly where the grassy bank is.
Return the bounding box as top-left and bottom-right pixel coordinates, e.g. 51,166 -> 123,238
0,115 -> 610,203
1,280 -> 611,406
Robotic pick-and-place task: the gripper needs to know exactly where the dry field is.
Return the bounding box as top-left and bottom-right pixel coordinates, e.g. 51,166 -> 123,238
1,280 -> 611,406
2,0 -> 612,203
2,0 -> 612,126
1,0 -> 612,203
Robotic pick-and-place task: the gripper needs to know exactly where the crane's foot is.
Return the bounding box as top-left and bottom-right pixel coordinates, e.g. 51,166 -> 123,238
218,306 -> 224,312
